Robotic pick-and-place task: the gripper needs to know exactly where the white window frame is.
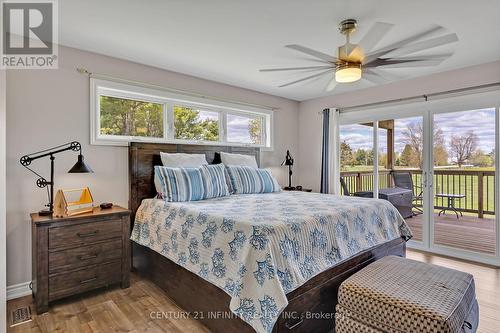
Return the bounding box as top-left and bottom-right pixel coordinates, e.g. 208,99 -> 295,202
90,78 -> 273,148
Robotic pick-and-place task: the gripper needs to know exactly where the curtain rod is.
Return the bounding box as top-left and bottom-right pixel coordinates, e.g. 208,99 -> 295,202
76,67 -> 280,111
337,82 -> 500,113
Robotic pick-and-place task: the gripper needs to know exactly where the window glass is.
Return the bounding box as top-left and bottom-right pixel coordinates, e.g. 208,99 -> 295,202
99,95 -> 163,138
227,113 -> 263,145
173,105 -> 219,141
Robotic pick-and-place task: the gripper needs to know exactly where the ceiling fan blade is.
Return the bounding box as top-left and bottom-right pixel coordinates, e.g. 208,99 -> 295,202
363,25 -> 445,64
259,65 -> 333,72
356,22 -> 394,54
285,44 -> 338,63
384,33 -> 458,57
381,54 -> 453,61
364,68 -> 402,81
365,58 -> 445,68
326,77 -> 338,92
363,72 -> 390,85
279,69 -> 333,88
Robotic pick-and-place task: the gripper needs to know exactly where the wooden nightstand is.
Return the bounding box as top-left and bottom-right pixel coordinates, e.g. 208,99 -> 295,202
31,206 -> 131,314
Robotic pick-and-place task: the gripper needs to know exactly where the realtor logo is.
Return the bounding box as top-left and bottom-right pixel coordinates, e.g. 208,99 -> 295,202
1,0 -> 58,69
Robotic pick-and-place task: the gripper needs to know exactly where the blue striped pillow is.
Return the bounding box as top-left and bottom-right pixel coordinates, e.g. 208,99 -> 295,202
200,164 -> 230,199
225,166 -> 281,194
155,164 -> 229,202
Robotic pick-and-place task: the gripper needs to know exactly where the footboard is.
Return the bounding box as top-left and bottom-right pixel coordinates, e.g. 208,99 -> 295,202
132,237 -> 406,333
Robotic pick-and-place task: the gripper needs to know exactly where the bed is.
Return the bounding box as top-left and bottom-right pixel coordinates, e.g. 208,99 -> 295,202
129,142 -> 411,333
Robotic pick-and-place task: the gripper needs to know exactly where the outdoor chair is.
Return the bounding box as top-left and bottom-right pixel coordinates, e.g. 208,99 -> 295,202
392,171 -> 423,215
340,177 -> 351,196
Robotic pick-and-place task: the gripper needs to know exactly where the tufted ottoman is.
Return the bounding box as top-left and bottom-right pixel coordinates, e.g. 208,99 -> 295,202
335,256 -> 478,333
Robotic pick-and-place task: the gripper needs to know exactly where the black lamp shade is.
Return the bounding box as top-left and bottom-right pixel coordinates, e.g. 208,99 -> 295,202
68,154 -> 93,173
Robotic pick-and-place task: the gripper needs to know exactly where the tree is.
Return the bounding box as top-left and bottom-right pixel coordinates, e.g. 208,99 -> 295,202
399,144 -> 414,166
401,122 -> 447,168
365,149 -> 374,165
355,149 -> 367,166
449,130 -> 479,167
248,118 -> 262,144
434,146 -> 449,166
173,106 -> 219,141
340,141 -> 354,170
100,96 -> 163,137
470,150 -> 493,167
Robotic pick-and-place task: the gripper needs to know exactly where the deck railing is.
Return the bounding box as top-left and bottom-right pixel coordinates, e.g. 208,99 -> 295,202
340,169 -> 495,218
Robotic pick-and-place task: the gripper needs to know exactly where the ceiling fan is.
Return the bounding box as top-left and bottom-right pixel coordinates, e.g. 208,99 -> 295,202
260,19 -> 458,92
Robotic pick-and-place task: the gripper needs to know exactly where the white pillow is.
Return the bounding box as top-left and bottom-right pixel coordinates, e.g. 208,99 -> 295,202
155,153 -> 208,195
220,152 -> 258,168
160,152 -> 208,167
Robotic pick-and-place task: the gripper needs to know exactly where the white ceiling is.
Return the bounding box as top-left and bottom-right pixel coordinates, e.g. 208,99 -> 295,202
59,0 -> 500,101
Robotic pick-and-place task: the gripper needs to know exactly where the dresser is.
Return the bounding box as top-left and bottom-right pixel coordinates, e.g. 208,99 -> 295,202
31,206 -> 131,314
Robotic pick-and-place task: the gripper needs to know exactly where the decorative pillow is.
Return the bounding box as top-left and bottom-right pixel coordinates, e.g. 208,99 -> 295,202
199,164 -> 230,199
220,152 -> 258,168
160,152 -> 208,167
154,153 -> 209,195
155,164 -> 229,202
225,165 -> 281,194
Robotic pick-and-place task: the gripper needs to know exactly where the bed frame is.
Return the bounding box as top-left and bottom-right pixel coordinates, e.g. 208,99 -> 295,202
129,142 -> 406,333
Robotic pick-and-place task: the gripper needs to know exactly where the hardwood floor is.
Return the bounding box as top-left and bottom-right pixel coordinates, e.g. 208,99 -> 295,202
7,274 -> 210,333
406,213 -> 496,254
7,250 -> 500,333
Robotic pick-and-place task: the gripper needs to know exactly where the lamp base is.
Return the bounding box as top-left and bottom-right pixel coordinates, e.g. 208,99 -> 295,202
283,186 -> 296,191
38,209 -> 53,216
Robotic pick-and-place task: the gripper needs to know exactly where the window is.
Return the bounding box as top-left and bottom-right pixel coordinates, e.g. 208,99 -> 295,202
100,95 -> 164,138
173,106 -> 219,141
91,78 -> 272,148
227,113 -> 264,145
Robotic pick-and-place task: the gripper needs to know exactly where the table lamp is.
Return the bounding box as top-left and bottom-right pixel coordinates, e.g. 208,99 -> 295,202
281,150 -> 295,190
20,141 -> 93,216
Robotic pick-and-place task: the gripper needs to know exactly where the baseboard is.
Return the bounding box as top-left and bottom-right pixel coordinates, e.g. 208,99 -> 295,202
7,281 -> 31,300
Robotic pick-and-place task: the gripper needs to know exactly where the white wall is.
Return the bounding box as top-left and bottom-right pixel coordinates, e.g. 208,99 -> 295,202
6,46 -> 299,287
298,61 -> 500,191
1,69 -> 7,331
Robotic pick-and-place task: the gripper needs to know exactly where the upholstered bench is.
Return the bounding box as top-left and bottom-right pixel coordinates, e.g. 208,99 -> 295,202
336,256 -> 478,333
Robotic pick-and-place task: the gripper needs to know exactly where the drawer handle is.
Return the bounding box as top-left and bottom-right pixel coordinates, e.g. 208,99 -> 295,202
77,253 -> 99,261
79,276 -> 98,284
77,230 -> 99,238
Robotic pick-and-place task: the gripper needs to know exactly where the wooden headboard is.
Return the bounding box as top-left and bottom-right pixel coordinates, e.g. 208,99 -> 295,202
128,142 -> 260,218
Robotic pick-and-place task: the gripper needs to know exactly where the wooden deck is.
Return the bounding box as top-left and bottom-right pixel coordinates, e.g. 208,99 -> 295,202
406,213 -> 496,254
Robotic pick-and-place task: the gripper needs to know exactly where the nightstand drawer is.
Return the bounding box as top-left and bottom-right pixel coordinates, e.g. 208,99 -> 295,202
49,239 -> 122,274
49,219 -> 122,249
49,261 -> 122,301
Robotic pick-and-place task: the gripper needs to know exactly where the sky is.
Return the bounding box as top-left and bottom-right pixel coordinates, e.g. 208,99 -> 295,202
198,110 -> 257,143
340,108 -> 496,155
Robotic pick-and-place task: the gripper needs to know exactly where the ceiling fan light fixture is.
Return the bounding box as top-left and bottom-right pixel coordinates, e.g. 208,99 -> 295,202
335,63 -> 362,83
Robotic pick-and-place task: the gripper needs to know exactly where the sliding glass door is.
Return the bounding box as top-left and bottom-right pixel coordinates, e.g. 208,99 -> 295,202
339,124 -> 375,195
338,92 -> 500,265
431,108 -> 497,256
340,115 -> 428,244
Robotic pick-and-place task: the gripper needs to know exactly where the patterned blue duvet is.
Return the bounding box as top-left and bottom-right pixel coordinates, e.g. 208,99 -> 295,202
131,191 -> 412,333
